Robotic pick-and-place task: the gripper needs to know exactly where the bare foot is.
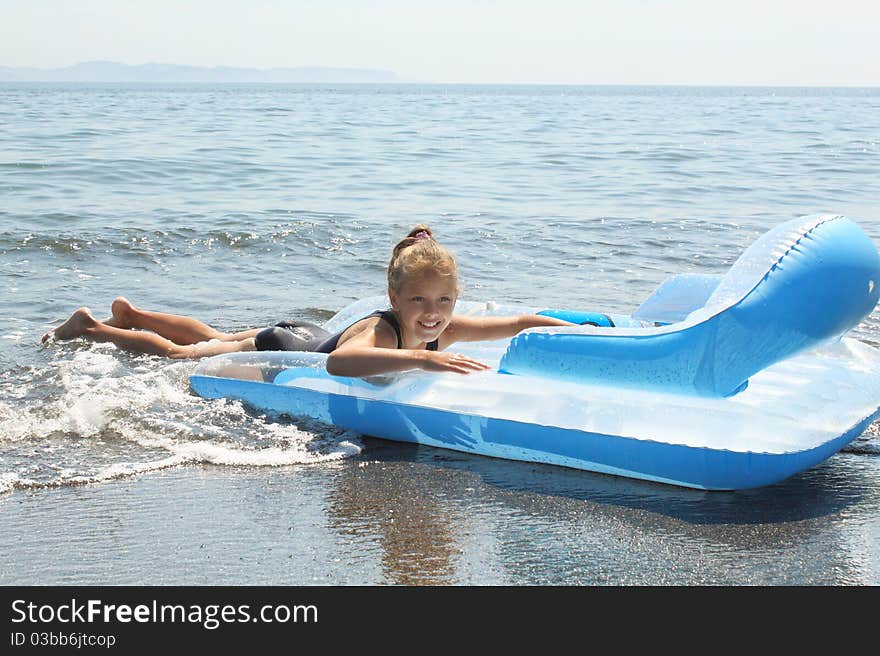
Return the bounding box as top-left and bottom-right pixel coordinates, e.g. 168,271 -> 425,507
42,307 -> 98,343
106,296 -> 137,329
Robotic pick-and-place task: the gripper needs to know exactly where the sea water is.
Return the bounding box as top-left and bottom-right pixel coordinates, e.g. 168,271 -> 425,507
1,83 -> 879,584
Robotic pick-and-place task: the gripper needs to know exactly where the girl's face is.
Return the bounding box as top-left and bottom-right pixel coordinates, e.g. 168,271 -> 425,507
389,270 -> 458,347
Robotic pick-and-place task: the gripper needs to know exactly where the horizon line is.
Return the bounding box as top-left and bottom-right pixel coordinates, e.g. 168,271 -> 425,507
2,80 -> 878,89
0,61 -> 877,89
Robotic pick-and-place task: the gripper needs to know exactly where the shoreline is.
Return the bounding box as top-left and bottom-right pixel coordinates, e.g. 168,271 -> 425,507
2,439 -> 877,585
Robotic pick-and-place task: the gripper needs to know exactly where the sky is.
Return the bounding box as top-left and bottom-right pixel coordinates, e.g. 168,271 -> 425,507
1,0 -> 878,86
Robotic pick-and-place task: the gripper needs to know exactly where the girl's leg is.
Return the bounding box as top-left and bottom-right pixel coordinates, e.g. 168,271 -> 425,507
43,307 -> 256,359
107,297 -> 262,345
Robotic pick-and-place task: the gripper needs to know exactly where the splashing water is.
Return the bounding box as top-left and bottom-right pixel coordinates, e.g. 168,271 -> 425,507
0,342 -> 363,494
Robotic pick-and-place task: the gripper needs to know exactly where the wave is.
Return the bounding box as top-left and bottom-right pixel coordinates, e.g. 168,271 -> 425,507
0,434 -> 362,494
0,211 -> 364,257
0,344 -> 364,495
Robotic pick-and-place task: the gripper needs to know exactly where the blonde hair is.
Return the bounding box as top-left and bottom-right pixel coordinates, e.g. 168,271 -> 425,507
387,225 -> 458,294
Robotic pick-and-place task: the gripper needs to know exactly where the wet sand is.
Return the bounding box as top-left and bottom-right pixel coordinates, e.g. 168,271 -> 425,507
1,439 -> 879,585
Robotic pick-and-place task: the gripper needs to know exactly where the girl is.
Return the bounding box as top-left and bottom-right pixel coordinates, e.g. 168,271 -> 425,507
42,226 -> 574,376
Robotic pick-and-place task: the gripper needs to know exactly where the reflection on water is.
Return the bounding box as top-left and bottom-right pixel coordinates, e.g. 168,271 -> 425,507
327,460 -> 458,585
325,438 -> 880,585
358,438 -> 875,525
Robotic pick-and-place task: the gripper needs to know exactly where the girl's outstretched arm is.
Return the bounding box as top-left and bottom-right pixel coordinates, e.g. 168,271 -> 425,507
326,320 -> 491,377
326,346 -> 490,377
440,314 -> 574,347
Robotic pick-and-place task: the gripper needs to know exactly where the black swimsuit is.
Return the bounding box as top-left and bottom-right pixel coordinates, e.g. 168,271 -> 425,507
254,310 -> 440,353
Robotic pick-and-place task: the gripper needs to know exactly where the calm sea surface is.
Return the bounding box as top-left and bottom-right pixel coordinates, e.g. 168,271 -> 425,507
1,83 -> 879,584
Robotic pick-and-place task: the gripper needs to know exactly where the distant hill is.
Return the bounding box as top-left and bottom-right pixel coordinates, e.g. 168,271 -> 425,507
0,61 -> 403,83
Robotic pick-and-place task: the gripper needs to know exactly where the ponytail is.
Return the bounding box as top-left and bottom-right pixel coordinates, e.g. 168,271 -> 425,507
387,225 -> 457,294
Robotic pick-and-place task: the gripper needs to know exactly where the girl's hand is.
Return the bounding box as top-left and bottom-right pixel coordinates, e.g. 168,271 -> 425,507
421,351 -> 492,375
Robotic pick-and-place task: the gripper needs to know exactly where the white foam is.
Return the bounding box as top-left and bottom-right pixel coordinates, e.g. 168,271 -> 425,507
159,437 -> 361,466
0,344 -> 365,494
0,472 -> 18,494
124,419 -> 363,467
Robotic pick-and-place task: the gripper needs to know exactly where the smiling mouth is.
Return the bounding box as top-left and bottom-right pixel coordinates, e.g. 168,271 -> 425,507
419,320 -> 441,330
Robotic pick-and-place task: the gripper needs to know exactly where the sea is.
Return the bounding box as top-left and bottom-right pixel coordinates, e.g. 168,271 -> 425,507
1,83 -> 879,585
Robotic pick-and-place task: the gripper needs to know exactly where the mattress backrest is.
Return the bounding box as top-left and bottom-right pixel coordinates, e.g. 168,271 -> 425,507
500,215 -> 880,396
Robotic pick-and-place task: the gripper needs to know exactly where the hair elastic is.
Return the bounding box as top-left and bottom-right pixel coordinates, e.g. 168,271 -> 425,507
413,231 -> 431,242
